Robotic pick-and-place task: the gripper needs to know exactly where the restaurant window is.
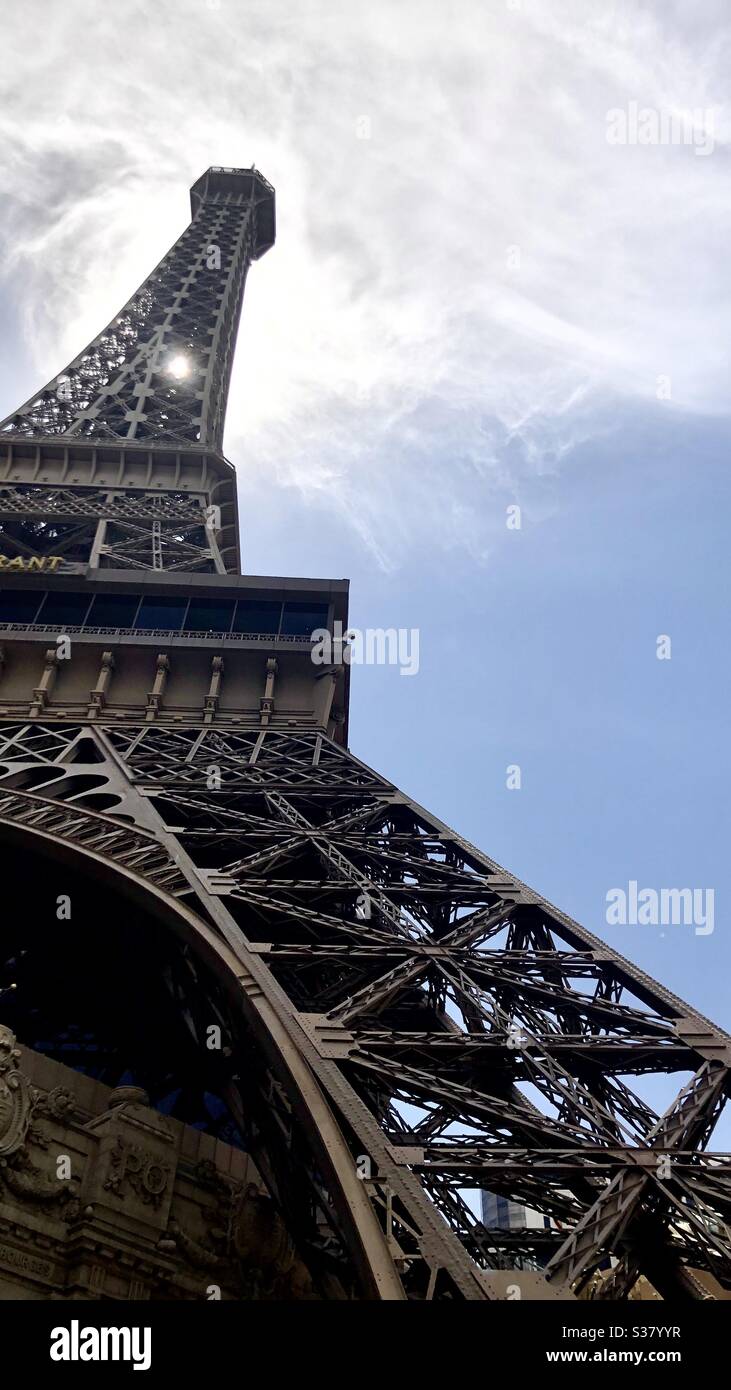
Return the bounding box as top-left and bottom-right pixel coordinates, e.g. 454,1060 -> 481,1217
135,596 -> 188,630
280,601 -> 329,636
231,599 -> 282,634
184,597 -> 235,633
36,590 -> 93,628
86,593 -> 141,628
0,589 -> 46,624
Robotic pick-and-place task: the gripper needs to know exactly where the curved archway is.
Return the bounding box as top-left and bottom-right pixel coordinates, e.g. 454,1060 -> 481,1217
0,807 -> 404,1301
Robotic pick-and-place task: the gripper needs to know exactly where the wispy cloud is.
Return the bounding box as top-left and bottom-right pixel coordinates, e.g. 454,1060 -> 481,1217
0,0 -> 729,566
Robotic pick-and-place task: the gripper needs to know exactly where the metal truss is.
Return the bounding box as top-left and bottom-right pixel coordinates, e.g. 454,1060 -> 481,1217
0,168 -> 273,452
0,485 -> 207,524
96,516 -> 214,571
0,485 -> 215,571
0,718 -> 729,1299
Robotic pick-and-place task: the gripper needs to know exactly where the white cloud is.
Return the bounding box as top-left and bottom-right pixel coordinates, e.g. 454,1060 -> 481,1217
0,0 -> 728,566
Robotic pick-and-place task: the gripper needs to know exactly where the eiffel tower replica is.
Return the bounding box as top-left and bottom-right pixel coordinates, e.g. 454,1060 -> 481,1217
0,166 -> 728,1303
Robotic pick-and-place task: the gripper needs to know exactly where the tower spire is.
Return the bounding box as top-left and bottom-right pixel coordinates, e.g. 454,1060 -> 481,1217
0,168 -> 274,575
0,167 -> 274,453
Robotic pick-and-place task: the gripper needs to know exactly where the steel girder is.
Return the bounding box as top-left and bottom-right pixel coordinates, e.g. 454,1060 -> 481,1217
0,719 -> 729,1299
0,486 -> 216,572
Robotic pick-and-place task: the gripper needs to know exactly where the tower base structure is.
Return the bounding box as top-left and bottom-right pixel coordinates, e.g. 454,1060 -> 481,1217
0,685 -> 729,1300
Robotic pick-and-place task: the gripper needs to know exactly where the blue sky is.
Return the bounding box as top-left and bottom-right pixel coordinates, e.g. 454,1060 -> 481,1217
0,0 -> 729,1129
246,406 -> 731,1035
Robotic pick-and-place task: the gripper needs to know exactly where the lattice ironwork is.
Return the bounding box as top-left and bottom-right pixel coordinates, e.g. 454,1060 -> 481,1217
0,169 -> 274,451
0,507 -> 218,573
0,499 -> 214,569
0,718 -> 728,1300
0,485 -> 207,523
0,514 -> 96,565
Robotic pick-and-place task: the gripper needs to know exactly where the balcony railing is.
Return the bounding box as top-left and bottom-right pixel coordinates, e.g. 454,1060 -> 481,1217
0,622 -> 314,644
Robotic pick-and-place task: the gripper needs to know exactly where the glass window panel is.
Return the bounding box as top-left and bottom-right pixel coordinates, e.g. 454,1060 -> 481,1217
184,597 -> 235,632
232,599 -> 282,634
280,601 -> 329,636
36,590 -> 93,627
135,596 -> 188,630
86,593 -> 140,628
0,589 -> 45,624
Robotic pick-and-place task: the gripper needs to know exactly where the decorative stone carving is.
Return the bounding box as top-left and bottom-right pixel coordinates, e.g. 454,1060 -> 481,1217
167,1219 -> 228,1270
168,1177 -> 312,1298
259,656 -> 278,726
0,1148 -> 80,1220
108,1085 -> 150,1110
203,655 -> 224,724
145,653 -> 170,722
27,1122 -> 52,1149
231,1182 -> 297,1280
0,1043 -> 317,1300
36,1085 -> 79,1125
87,649 -> 115,719
103,1136 -> 172,1209
29,647 -> 60,717
0,1026 -> 32,1158
194,1156 -> 234,1200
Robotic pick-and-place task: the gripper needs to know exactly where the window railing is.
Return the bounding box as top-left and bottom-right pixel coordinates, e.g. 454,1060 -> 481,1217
0,622 -> 314,644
